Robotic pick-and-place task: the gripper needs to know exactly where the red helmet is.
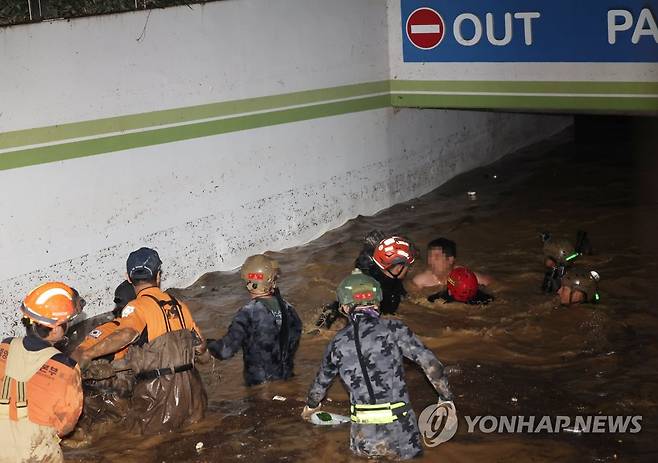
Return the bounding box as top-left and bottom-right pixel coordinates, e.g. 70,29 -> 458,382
372,236 -> 417,271
447,267 -> 478,302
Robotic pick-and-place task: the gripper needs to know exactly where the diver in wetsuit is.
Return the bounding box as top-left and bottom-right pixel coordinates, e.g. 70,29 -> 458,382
316,231 -> 417,328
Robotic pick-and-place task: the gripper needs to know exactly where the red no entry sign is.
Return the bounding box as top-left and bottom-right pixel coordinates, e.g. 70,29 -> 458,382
406,7 -> 445,50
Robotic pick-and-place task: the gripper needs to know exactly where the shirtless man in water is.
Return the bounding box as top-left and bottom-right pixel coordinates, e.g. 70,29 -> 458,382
412,238 -> 492,289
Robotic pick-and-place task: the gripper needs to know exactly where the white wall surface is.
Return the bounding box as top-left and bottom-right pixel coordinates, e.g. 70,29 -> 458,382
0,0 -> 571,336
0,0 -> 389,132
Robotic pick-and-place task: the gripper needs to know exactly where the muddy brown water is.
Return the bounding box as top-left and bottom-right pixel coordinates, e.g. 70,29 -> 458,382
64,125 -> 658,462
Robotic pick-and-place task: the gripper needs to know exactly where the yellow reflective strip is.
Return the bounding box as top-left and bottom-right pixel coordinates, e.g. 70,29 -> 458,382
353,401 -> 406,410
353,409 -> 395,421
358,410 -> 392,418
350,401 -> 408,424
351,412 -> 399,424
353,402 -> 393,410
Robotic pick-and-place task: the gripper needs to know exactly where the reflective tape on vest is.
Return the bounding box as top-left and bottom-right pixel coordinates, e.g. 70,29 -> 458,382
350,401 -> 409,424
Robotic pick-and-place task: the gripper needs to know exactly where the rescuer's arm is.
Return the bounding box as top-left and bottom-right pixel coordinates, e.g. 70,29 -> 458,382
306,337 -> 339,408
182,303 -> 207,356
191,325 -> 210,363
288,305 -> 302,355
73,305 -> 146,366
72,328 -> 139,368
207,308 -> 249,360
391,320 -> 453,400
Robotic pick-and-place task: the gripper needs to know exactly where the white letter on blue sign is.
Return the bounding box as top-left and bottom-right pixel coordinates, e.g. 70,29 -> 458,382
454,13 -> 483,46
486,13 -> 513,46
632,8 -> 658,44
608,10 -> 633,44
513,12 -> 541,45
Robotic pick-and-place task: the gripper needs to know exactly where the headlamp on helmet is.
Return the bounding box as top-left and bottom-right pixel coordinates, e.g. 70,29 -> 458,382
240,254 -> 280,294
336,269 -> 383,311
561,268 -> 601,304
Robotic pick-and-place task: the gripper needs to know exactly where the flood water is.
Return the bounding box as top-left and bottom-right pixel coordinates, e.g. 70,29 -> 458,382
64,119 -> 658,462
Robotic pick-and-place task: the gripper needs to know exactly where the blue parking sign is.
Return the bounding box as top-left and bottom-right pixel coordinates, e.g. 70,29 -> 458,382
401,0 -> 658,62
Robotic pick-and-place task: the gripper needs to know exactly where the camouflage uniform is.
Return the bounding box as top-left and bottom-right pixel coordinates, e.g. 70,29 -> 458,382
208,294 -> 302,386
307,312 -> 452,460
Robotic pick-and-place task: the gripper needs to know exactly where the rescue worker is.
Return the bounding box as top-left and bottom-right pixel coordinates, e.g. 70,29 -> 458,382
0,282 -> 83,463
557,268 -> 601,306
541,231 -> 591,293
72,247 -> 207,434
357,233 -> 417,315
317,232 -> 417,328
72,280 -> 137,408
303,269 -> 453,460
541,237 -> 578,293
426,267 -> 495,305
412,237 -> 492,290
75,280 -> 136,363
207,254 -> 302,386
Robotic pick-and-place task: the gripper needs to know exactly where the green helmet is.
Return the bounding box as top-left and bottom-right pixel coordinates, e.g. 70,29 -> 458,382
562,268 -> 601,303
543,238 -> 578,266
336,269 -> 383,308
241,254 -> 280,293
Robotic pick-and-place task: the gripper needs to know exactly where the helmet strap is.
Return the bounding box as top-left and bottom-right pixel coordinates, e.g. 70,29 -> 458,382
387,265 -> 405,279
350,305 -> 380,319
248,280 -> 275,298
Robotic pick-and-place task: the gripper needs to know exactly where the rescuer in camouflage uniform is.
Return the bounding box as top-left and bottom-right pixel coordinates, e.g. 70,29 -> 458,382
207,254 -> 302,386
303,269 -> 453,460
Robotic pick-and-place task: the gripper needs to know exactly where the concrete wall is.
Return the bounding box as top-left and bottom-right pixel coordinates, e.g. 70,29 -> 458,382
0,0 -> 570,336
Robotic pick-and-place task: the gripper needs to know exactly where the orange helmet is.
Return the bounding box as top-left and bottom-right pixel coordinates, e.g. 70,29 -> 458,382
21,282 -> 82,328
372,236 -> 417,271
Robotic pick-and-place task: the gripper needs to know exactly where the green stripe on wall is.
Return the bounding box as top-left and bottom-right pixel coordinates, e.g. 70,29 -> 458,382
1,79 -> 657,172
0,95 -> 389,171
392,94 -> 658,112
390,80 -> 658,112
0,80 -> 390,151
389,80 -> 658,95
